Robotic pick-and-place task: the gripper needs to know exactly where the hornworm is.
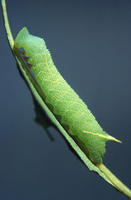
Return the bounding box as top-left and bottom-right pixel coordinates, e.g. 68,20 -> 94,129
13,27 -> 120,164
2,0 -> 131,195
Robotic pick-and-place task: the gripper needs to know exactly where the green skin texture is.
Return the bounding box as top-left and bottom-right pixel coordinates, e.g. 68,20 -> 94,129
14,28 -> 111,164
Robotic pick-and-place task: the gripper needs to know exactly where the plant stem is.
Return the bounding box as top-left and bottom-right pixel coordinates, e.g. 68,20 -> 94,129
1,0 -> 14,48
97,163 -> 131,199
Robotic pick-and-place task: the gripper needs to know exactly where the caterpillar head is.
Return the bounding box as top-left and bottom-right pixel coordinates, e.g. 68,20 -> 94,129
14,27 -> 46,56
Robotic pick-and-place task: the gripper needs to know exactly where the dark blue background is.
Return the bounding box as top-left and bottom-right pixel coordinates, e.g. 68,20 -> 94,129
1,0 -> 131,199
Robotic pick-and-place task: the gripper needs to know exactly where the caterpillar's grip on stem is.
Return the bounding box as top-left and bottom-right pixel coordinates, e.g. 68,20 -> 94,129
1,0 -> 131,198
14,27 -> 120,164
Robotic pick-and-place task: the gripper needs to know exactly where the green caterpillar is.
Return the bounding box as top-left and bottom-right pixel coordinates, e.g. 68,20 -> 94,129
14,27 -> 120,164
